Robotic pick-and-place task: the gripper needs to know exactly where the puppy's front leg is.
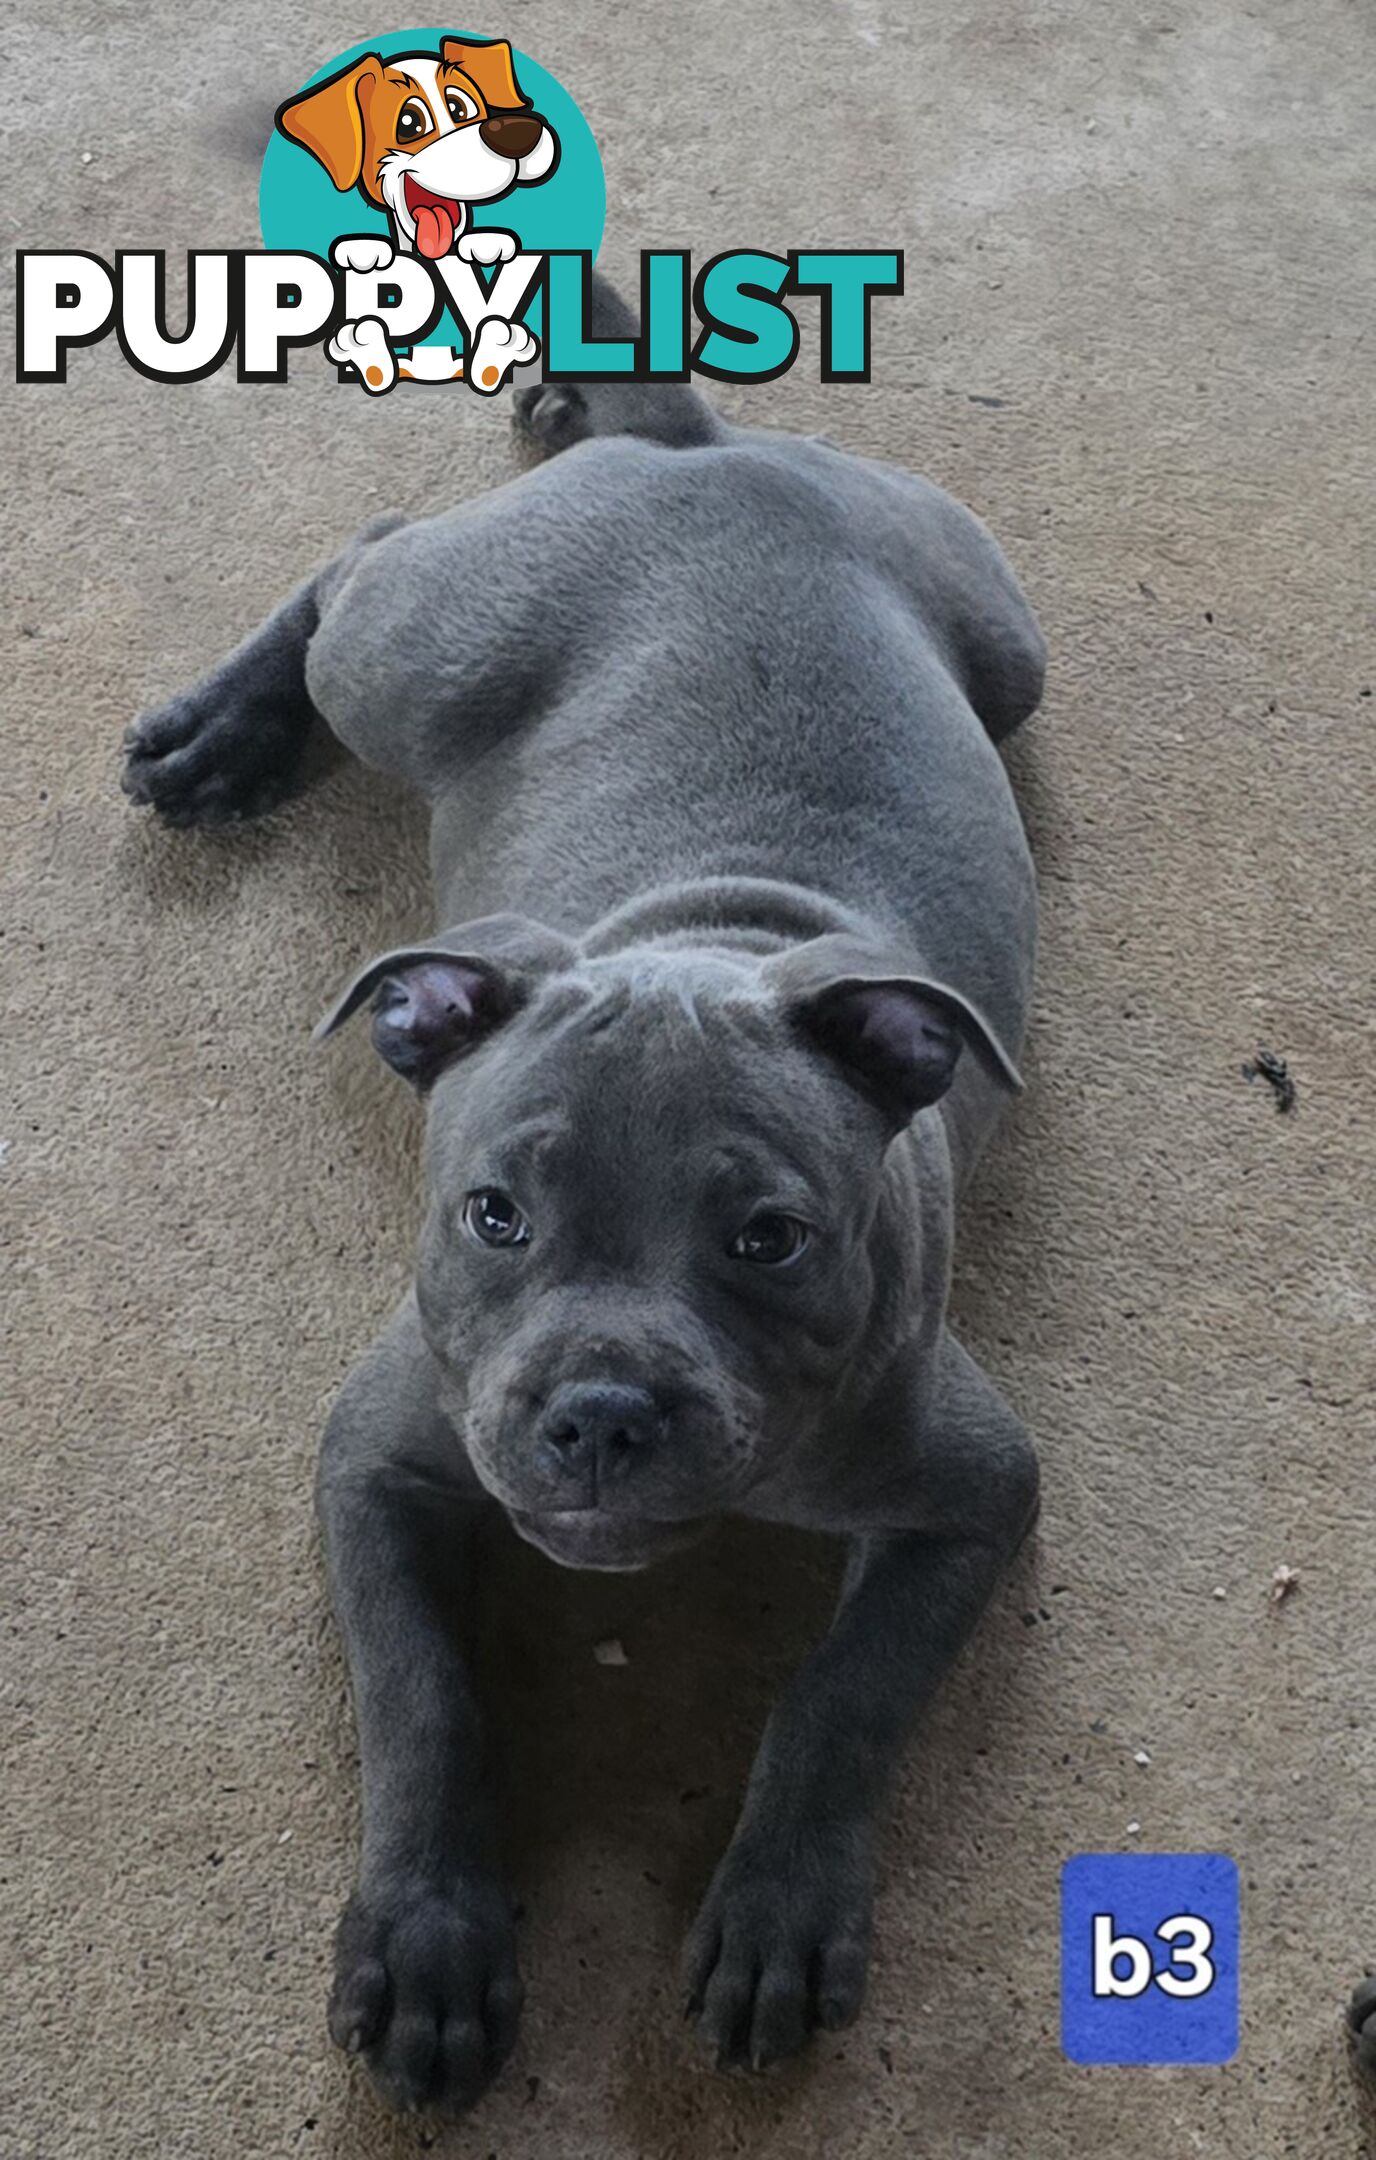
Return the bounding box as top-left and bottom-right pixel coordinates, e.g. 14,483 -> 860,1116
318,1299 -> 522,2115
684,1334 -> 1038,2069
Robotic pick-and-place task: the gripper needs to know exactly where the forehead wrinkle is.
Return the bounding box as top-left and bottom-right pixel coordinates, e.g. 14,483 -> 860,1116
525,978 -> 597,1034
707,1134 -> 830,1205
558,992 -> 773,1129
502,965 -> 819,1161
576,981 -> 634,1036
500,1113 -> 572,1158
460,1111 -> 572,1190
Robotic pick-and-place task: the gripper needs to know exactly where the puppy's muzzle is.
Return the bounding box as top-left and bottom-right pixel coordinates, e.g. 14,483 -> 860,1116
478,111 -> 545,158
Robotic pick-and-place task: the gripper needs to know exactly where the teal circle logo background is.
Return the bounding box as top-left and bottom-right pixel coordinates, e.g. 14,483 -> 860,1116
259,29 -> 604,350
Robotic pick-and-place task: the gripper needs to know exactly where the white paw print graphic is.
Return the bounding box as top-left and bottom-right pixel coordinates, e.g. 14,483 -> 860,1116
331,235 -> 395,275
456,229 -> 518,269
327,317 -> 396,395
466,316 -> 540,394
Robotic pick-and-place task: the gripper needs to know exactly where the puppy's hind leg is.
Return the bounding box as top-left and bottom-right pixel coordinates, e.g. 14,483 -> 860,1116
513,272 -> 727,454
122,513 -> 406,828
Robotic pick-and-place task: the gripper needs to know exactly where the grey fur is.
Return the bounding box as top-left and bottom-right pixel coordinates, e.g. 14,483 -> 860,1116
122,285 -> 1045,2112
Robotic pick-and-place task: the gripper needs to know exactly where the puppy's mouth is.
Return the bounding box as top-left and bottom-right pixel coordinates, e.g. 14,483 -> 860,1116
507,1506 -> 710,1574
403,176 -> 465,260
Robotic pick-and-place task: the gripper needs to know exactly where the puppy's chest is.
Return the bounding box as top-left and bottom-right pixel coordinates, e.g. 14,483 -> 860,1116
737,1465 -> 949,1538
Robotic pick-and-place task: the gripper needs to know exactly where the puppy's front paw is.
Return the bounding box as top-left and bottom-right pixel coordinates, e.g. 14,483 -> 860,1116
456,228 -> 518,268
1348,1973 -> 1376,2075
329,1870 -> 523,2115
466,315 -> 539,393
682,1826 -> 874,2070
332,234 -> 394,276
328,317 -> 396,394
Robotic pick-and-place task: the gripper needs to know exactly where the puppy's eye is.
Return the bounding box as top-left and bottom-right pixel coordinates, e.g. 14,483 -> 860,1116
445,88 -> 478,122
462,1188 -> 531,1248
396,99 -> 432,141
729,1212 -> 811,1267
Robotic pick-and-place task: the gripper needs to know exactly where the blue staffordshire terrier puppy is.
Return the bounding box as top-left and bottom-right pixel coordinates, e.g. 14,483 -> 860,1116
123,277 -> 1046,2113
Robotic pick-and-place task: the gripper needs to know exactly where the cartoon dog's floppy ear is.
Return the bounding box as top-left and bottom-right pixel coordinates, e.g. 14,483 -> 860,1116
767,934 -> 1023,1128
314,914 -> 576,1091
442,35 -> 529,110
276,55 -> 385,191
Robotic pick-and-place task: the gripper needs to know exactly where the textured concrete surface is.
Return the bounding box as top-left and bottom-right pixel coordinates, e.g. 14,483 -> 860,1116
4,2 -> 1375,2155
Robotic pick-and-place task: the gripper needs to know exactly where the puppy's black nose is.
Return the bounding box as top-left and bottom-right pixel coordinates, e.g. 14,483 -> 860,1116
479,112 -> 544,159
540,1382 -> 659,1474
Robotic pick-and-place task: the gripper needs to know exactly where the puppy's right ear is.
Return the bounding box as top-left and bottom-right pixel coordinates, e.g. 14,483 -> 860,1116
765,933 -> 1023,1130
276,56 -> 385,191
314,914 -> 575,1090
441,36 -> 529,110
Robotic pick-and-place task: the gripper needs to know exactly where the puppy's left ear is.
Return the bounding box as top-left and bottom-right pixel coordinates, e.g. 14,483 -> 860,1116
276,55 -> 384,191
314,914 -> 575,1090
442,35 -> 529,110
768,936 -> 1023,1127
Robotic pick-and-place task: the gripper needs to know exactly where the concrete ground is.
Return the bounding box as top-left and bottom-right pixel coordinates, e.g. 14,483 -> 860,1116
5,1 -> 1375,2154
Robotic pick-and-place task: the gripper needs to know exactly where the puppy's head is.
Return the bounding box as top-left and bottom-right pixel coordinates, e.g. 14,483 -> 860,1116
276,38 -> 559,258
318,916 -> 1019,1570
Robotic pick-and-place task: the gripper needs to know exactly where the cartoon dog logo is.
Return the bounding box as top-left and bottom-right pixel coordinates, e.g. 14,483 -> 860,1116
276,37 -> 558,390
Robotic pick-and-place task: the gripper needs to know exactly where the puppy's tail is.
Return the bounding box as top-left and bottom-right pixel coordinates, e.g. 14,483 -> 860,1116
514,271 -> 727,454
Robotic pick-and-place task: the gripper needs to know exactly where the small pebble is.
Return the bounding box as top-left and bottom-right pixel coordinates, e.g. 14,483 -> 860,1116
1270,1563 -> 1300,1604
593,1637 -> 628,1667
79,151 -> 95,165
1212,1586 -> 1227,1600
1126,1820 -> 1141,1836
1133,1749 -> 1151,1767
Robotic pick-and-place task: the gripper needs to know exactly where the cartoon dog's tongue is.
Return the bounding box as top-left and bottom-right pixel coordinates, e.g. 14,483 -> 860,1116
413,200 -> 457,260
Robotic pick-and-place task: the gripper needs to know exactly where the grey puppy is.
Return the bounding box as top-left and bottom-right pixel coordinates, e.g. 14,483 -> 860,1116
122,279 -> 1045,2114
